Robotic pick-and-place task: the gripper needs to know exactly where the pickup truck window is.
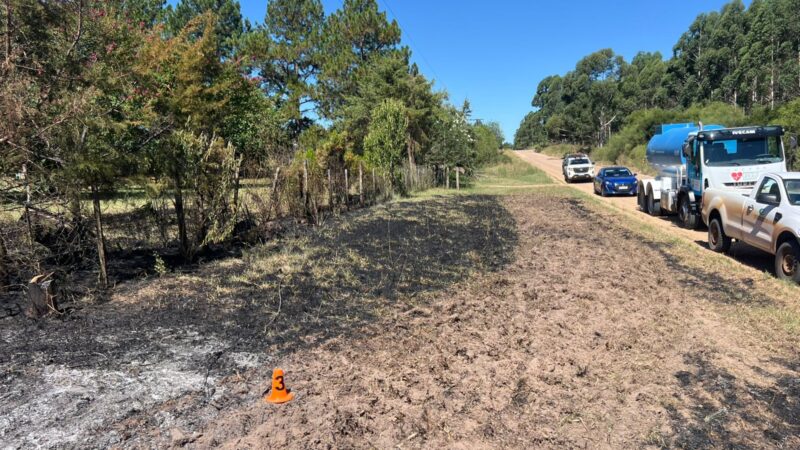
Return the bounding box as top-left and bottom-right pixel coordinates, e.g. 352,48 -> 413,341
569,158 -> 591,165
703,136 -> 783,167
785,180 -> 800,206
757,177 -> 782,203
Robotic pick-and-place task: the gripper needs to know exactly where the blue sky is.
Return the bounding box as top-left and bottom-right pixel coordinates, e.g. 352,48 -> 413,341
234,0 -> 748,141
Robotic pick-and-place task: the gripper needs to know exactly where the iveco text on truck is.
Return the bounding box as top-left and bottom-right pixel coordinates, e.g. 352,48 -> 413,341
637,123 -> 787,228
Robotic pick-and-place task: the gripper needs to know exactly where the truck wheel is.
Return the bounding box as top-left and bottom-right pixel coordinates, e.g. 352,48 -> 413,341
647,188 -> 661,216
708,218 -> 731,253
637,184 -> 646,211
775,241 -> 800,283
678,196 -> 699,229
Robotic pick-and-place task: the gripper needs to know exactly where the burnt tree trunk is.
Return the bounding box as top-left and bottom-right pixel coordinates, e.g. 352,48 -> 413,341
0,234 -> 8,294
91,184 -> 108,288
27,274 -> 57,318
173,175 -> 189,261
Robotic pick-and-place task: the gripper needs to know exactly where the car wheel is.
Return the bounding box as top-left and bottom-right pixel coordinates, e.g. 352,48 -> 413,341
708,218 -> 731,253
775,241 -> 800,283
600,185 -> 608,197
678,195 -> 699,229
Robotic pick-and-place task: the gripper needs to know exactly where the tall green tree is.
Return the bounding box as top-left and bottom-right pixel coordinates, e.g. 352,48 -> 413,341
364,98 -> 407,189
164,0 -> 246,57
259,0 -> 324,137
318,0 -> 401,118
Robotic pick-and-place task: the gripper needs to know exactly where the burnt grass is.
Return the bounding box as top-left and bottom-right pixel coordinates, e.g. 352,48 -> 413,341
0,195 -> 517,448
2,192 -> 800,449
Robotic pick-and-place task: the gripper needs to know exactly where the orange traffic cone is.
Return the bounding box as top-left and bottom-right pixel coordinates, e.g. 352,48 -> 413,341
264,368 -> 294,404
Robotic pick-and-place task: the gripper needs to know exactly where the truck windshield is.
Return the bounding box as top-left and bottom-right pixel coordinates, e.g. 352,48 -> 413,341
785,180 -> 800,206
570,158 -> 591,165
703,136 -> 783,167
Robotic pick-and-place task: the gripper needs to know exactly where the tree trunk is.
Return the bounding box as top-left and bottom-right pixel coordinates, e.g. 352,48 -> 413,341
0,233 -> 8,294
27,274 -> 57,318
91,185 -> 108,288
4,0 -> 11,65
21,163 -> 36,271
770,38 -> 776,110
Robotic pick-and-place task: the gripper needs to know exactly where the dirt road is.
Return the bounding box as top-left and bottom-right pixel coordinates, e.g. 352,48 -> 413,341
514,150 -> 707,242
514,150 -> 773,273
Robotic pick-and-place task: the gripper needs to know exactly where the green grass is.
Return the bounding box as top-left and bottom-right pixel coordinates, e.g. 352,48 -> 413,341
468,152 -> 552,193
407,151 -> 551,199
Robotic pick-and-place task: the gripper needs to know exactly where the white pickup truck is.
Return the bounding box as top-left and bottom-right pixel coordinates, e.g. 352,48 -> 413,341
701,173 -> 800,282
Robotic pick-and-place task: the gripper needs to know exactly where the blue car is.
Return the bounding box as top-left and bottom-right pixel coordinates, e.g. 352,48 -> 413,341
594,167 -> 638,197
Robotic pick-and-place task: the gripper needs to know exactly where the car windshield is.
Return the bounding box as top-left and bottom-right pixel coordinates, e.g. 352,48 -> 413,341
604,168 -> 632,177
785,180 -> 800,206
570,158 -> 590,165
703,136 -> 783,167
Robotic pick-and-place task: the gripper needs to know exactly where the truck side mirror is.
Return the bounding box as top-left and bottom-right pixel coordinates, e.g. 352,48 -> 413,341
791,136 -> 798,150
757,193 -> 780,205
682,143 -> 691,157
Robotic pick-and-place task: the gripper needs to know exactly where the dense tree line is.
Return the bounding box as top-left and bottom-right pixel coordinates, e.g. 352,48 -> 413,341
514,0 -> 800,152
0,0 -> 503,294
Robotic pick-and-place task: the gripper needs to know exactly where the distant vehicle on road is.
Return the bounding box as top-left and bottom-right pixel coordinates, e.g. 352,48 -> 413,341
701,172 -> 800,282
562,154 -> 594,183
594,167 -> 638,197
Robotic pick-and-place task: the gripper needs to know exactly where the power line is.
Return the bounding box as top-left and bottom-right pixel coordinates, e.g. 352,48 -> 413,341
379,0 -> 448,93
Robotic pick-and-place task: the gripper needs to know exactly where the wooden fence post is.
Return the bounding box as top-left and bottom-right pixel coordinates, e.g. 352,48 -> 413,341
327,168 -> 333,209
267,167 -> 281,221
302,160 -> 310,217
359,162 -> 364,206
344,168 -> 349,206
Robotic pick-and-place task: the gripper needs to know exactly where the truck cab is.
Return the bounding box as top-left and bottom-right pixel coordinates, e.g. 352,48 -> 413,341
639,124 -> 788,229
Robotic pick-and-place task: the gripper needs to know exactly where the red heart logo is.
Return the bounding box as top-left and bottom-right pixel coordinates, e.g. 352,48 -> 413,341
731,171 -> 743,182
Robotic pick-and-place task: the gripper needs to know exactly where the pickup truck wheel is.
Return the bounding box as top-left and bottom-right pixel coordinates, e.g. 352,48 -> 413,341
708,218 -> 731,253
775,241 -> 800,283
678,196 -> 700,229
